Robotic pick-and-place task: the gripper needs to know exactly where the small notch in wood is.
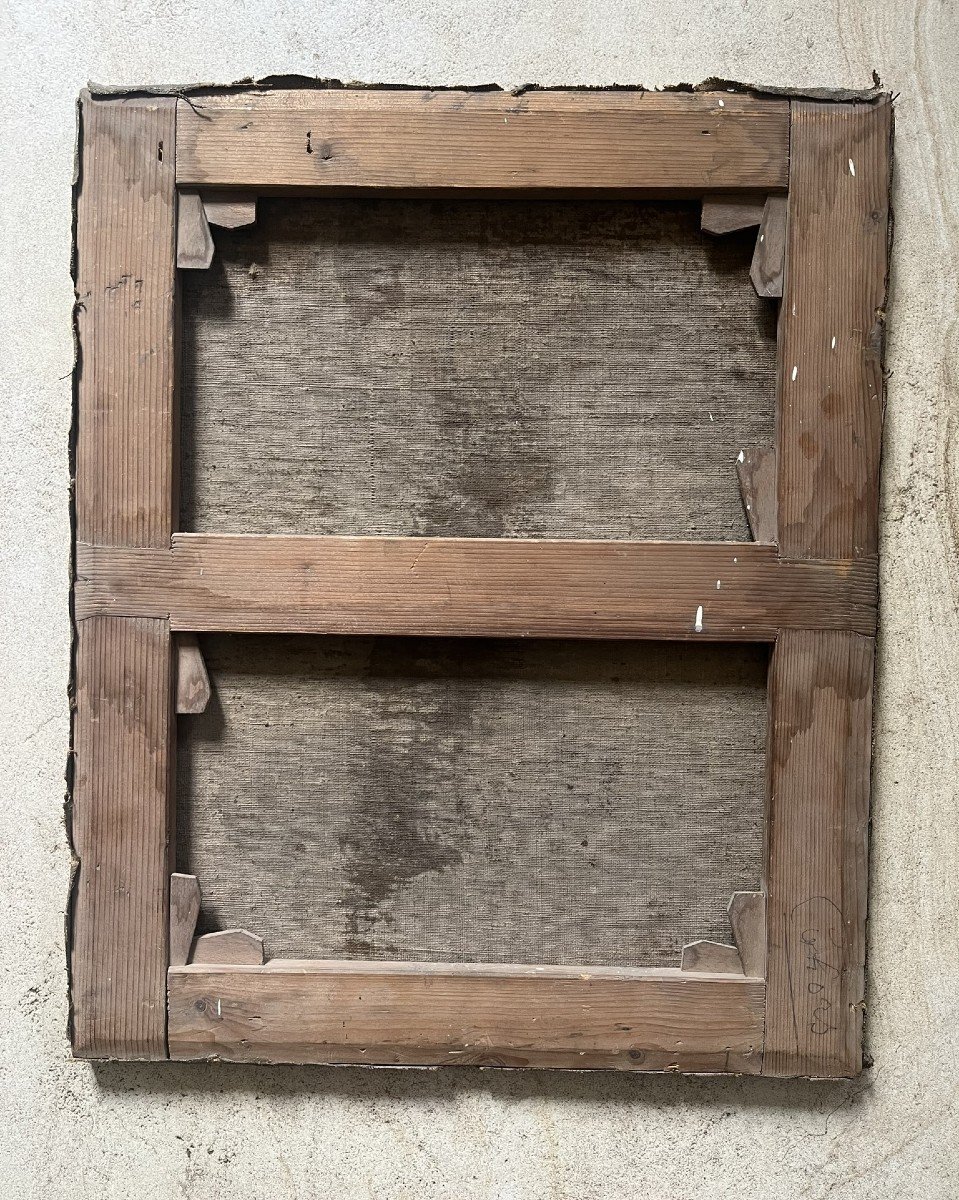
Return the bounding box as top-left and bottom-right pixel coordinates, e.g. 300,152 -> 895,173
176,632 -> 212,714
749,195 -> 787,298
736,446 -> 777,544
701,193 -> 766,236
169,873 -> 201,967
203,192 -> 257,230
191,929 -> 264,966
176,189 -> 214,269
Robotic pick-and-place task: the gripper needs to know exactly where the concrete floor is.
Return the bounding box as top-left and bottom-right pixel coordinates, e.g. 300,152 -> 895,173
1,1 -> 957,1196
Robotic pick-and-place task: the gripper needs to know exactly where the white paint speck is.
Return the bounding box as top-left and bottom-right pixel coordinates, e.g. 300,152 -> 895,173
217,998 -> 222,1017
718,99 -> 725,107
733,557 -> 738,564
716,579 -> 722,590
791,303 -> 797,317
759,233 -> 765,243
708,412 -> 714,422
791,365 -> 798,382
738,450 -> 745,463
831,335 -> 837,350
694,605 -> 704,633
848,158 -> 856,177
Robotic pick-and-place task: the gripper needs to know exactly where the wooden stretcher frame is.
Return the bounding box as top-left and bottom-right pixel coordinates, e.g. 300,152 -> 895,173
70,85 -> 892,1077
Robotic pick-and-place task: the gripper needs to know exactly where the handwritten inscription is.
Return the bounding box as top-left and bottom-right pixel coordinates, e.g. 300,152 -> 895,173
786,897 -> 845,1044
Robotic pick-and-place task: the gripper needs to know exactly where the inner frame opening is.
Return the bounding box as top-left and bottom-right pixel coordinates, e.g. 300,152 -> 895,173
181,197 -> 776,540
178,635 -> 767,968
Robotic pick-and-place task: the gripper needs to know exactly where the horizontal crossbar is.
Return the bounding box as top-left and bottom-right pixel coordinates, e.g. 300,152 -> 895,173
76,535 -> 877,640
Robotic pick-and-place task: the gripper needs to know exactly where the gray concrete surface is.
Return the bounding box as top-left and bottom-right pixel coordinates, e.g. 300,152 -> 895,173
1,1 -> 957,1196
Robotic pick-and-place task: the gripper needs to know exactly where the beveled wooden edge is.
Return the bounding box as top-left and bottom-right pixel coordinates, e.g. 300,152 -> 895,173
75,536 -> 878,641
175,89 -> 789,194
168,961 -> 764,1072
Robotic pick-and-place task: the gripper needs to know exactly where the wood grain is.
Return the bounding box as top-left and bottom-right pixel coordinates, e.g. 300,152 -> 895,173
74,94 -> 177,547
168,961 -> 764,1071
763,630 -> 874,1078
175,90 -> 789,193
75,536 -> 878,640
71,617 -> 173,1058
777,100 -> 892,560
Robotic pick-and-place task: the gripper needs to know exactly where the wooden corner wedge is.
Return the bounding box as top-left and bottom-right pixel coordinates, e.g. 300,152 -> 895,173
176,632 -> 212,714
169,873 -> 201,967
203,192 -> 257,229
177,189 -> 214,269
701,193 -> 766,235
727,892 -> 766,978
191,929 -> 264,966
736,446 -> 778,543
680,940 -> 744,974
750,195 -> 787,298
